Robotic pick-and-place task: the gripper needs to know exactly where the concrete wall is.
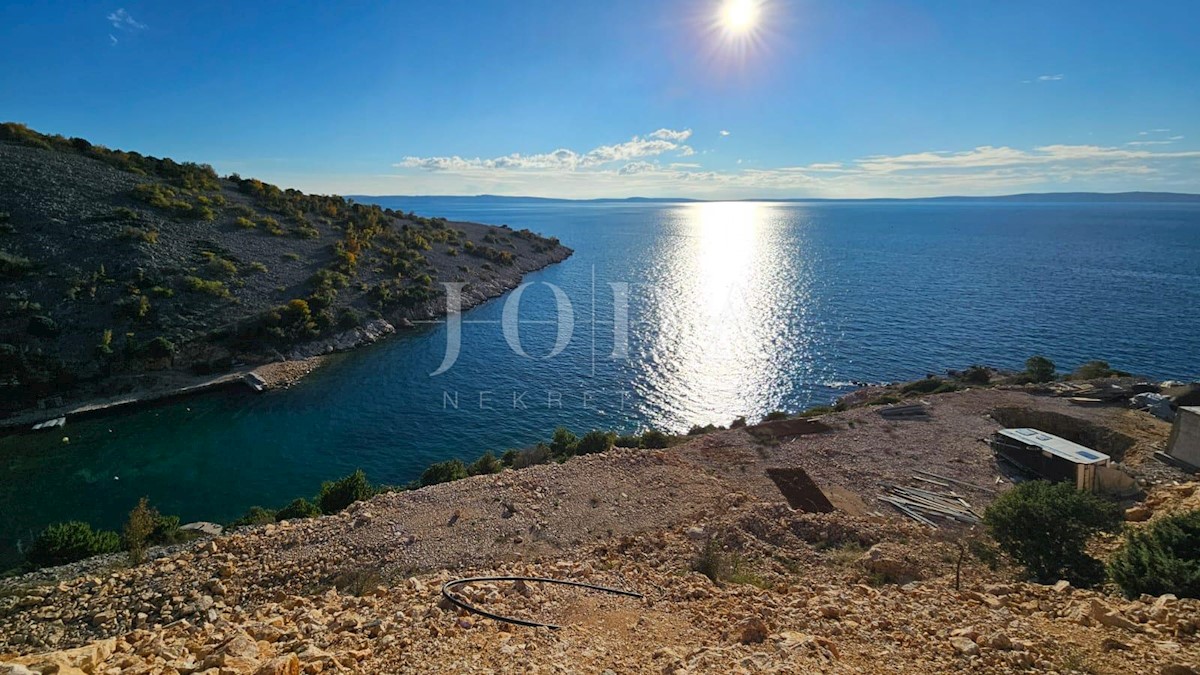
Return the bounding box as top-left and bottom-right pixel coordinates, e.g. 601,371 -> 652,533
1168,407 -> 1200,469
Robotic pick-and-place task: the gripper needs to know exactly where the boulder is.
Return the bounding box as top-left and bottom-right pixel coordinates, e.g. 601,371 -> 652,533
858,543 -> 922,584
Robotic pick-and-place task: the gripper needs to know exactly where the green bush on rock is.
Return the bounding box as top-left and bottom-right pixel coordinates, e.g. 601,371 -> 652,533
317,469 -> 373,514
1110,510 -> 1200,599
983,480 -> 1121,586
26,521 -> 121,568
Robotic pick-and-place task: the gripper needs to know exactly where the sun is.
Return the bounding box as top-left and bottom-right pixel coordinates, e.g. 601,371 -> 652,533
720,0 -> 760,33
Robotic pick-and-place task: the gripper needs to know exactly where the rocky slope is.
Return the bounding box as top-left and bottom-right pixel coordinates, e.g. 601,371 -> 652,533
1,389 -> 1197,673
0,123 -> 570,419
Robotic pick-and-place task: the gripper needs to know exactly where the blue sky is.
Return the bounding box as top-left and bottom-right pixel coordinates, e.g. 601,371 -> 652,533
2,0 -> 1198,198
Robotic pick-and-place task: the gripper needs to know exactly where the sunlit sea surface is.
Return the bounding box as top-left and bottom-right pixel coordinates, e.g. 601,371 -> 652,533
2,199 -> 1198,561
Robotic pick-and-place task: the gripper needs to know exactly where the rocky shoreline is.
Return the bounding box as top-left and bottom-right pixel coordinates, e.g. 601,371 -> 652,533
1,246 -> 571,432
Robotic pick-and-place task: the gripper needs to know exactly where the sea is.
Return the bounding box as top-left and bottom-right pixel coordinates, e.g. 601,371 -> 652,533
2,198 -> 1198,563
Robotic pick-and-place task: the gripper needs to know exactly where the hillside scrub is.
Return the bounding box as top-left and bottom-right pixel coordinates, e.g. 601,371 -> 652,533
24,521 -> 122,569
983,481 -> 1121,586
1110,510 -> 1200,599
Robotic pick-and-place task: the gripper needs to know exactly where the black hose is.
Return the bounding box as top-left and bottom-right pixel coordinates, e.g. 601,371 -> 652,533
440,576 -> 644,629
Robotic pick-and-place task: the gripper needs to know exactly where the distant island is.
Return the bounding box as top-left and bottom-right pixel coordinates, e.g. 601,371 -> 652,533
352,191 -> 1200,204
0,124 -> 570,423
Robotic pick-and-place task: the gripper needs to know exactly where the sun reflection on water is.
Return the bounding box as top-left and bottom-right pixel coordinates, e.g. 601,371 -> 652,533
636,201 -> 813,430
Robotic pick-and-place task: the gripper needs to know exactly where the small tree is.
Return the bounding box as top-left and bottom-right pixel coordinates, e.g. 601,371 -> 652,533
549,427 -> 579,457
317,469 -> 373,514
983,481 -> 1121,586
468,451 -> 502,476
124,497 -> 157,565
576,430 -> 616,455
420,459 -> 468,486
1023,355 -> 1057,383
1110,510 -> 1200,599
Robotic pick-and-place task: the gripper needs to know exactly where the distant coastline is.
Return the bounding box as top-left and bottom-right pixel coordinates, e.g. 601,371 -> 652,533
353,190 -> 1200,205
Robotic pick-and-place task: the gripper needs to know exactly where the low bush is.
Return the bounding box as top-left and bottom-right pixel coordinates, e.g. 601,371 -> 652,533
204,257 -> 238,278
276,498 -> 321,521
119,226 -> 158,244
983,480 -> 1121,586
549,427 -> 579,456
421,459 -> 468,486
576,430 -> 616,455
25,521 -> 122,568
247,262 -> 269,274
763,410 -> 789,421
316,469 -> 373,514
641,429 -> 670,449
901,377 -> 946,394
0,250 -> 32,278
183,276 -> 231,299
962,365 -> 991,385
614,434 -> 641,448
468,451 -> 502,476
142,337 -> 176,359
229,506 -> 277,528
1110,510 -> 1200,599
1070,360 -> 1131,381
116,294 -> 151,320
234,216 -> 256,229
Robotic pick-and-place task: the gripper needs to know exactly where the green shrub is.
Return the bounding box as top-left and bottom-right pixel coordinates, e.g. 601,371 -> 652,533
641,429 -> 670,449
235,216 -> 256,229
205,257 -> 238,278
119,226 -> 158,244
614,434 -> 642,448
183,276 -> 231,299
259,217 -> 284,235
1070,360 -> 1130,381
764,410 -> 789,421
282,252 -> 302,262
142,337 -> 176,359
962,365 -> 991,385
229,506 -> 277,528
0,250 -> 32,278
468,451 -> 502,476
983,481 -> 1121,586
1110,510 -> 1200,599
148,285 -> 174,298
901,377 -> 945,394
1023,355 -> 1057,383
420,459 -> 468,486
116,294 -> 151,320
511,444 -> 551,469
95,329 -> 114,357
111,206 -> 139,221
549,427 -> 579,456
276,497 -> 321,521
247,261 -> 269,274
316,469 -> 373,514
123,497 -> 157,565
25,521 -> 122,568
576,430 -> 616,455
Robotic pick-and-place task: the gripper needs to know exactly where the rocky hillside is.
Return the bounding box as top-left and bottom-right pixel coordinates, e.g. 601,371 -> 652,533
1,388 -> 1197,673
0,123 -> 570,417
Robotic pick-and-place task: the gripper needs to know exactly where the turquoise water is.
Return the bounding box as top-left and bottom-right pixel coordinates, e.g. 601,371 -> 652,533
2,199 -> 1199,562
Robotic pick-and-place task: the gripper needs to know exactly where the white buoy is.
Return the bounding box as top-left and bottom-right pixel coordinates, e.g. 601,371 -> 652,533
62,436 -> 69,444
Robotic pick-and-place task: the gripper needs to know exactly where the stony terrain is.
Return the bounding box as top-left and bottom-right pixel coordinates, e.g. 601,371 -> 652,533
2,388 -> 1198,673
0,125 -> 570,421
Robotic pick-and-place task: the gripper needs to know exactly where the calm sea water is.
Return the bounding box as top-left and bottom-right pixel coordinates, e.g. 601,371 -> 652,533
2,199 -> 1199,562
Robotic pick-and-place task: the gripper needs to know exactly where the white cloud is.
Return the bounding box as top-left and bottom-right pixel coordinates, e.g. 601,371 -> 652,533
719,130 -> 731,137
648,128 -> 692,142
109,34 -> 118,45
382,130 -> 1200,199
1037,74 -> 1064,81
107,8 -> 146,31
397,129 -> 694,173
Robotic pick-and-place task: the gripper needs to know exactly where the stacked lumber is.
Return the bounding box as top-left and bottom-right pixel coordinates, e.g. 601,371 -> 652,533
879,483 -> 982,528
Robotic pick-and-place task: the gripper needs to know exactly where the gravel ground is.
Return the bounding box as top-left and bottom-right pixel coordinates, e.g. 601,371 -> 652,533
1,388 -> 1194,673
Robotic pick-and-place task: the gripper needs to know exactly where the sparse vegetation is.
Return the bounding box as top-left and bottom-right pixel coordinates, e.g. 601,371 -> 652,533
276,498 -> 322,521
182,276 -> 231,299
1069,360 -> 1130,381
421,459 -> 469,486
119,226 -> 158,244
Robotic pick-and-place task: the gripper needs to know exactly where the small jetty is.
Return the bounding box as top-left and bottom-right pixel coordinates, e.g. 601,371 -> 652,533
31,416 -> 66,431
